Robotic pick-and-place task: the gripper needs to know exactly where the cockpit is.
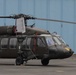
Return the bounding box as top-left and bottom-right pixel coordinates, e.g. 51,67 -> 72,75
40,34 -> 55,46
40,34 -> 67,46
53,34 -> 66,45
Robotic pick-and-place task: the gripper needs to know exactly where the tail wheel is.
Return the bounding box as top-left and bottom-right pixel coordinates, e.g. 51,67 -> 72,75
16,56 -> 23,65
41,58 -> 49,66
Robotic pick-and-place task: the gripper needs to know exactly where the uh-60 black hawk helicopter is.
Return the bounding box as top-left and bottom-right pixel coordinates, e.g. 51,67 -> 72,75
0,14 -> 74,66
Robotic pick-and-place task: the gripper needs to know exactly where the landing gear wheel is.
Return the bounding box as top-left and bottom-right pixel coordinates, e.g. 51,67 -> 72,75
16,56 -> 23,65
41,59 -> 49,66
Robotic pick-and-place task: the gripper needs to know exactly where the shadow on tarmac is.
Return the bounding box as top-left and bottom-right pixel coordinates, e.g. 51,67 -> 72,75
0,63 -> 75,69
24,64 -> 76,68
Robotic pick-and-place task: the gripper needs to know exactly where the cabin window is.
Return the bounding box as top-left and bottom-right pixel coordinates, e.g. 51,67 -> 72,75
26,38 -> 31,49
9,38 -> 17,49
22,38 -> 27,49
1,38 -> 8,49
22,38 -> 31,50
37,37 -> 46,47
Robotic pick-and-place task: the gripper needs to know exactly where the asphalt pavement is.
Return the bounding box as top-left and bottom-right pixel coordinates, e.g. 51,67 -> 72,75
0,55 -> 76,75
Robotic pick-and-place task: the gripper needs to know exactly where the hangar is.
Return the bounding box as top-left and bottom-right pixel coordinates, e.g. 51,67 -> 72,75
0,0 -> 76,53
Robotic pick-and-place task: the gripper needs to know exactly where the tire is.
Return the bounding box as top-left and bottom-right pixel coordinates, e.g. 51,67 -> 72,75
41,58 -> 49,66
16,56 -> 23,65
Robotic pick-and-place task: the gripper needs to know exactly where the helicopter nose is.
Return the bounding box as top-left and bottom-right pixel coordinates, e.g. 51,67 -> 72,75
64,48 -> 74,57
59,48 -> 74,58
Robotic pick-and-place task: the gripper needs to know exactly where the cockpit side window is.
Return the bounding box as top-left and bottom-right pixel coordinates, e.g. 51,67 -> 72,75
9,38 -> 17,49
1,38 -> 8,49
46,37 -> 55,46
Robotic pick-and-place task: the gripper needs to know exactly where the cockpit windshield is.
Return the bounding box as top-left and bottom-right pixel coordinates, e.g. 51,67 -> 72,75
45,37 -> 55,46
53,36 -> 66,45
53,37 -> 61,45
57,36 -> 66,44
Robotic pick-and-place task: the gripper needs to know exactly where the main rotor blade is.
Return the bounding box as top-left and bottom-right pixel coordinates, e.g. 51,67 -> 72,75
0,14 -> 76,24
35,18 -> 76,24
0,16 -> 14,18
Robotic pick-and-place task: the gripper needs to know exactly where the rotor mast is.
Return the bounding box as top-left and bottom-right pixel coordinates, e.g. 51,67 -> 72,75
0,14 -> 35,26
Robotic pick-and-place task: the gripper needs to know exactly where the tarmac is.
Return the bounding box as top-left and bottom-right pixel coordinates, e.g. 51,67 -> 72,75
0,55 -> 76,75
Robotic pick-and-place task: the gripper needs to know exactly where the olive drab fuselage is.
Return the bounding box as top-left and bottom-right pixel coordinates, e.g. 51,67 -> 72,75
0,35 -> 73,59
0,35 -> 49,58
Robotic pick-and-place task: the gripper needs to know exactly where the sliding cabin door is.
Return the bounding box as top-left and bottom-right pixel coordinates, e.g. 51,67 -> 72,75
9,38 -> 18,58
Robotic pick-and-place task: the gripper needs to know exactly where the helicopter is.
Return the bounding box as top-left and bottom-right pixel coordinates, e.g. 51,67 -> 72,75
0,14 -> 74,66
